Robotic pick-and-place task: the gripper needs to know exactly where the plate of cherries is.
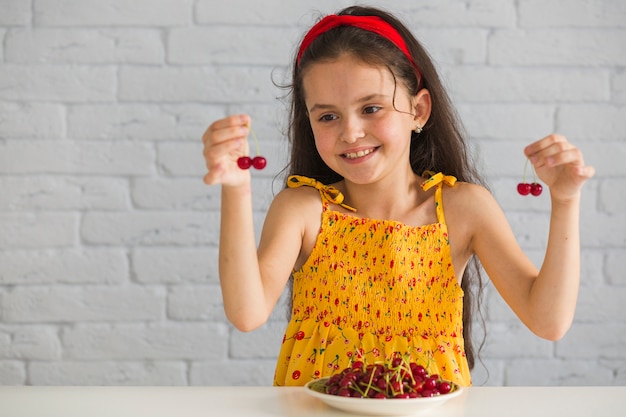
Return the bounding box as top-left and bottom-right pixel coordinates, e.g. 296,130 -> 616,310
304,358 -> 463,416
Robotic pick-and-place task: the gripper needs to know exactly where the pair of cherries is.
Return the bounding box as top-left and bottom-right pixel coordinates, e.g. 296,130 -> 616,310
517,182 -> 543,196
237,155 -> 266,170
236,123 -> 266,170
517,158 -> 543,196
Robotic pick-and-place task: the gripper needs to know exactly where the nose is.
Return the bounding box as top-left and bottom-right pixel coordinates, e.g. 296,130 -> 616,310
339,116 -> 365,144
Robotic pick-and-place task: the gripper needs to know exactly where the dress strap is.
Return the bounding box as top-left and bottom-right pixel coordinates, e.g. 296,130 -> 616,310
287,175 -> 357,212
420,171 -> 457,225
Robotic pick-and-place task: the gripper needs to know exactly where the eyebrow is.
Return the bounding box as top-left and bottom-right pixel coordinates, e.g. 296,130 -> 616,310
308,93 -> 389,113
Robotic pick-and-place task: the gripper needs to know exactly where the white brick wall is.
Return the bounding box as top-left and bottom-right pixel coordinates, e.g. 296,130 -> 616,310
0,0 -> 624,386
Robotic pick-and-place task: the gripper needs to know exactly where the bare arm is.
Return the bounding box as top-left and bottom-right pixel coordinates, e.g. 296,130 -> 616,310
203,115 -> 303,331
469,134 -> 594,340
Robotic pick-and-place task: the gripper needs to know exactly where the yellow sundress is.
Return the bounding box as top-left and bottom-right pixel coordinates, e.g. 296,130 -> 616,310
273,173 -> 471,387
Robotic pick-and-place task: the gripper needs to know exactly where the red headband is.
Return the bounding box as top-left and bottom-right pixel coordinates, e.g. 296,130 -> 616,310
297,14 -> 419,75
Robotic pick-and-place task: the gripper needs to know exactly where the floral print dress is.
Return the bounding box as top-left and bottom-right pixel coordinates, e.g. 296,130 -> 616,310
273,173 -> 471,387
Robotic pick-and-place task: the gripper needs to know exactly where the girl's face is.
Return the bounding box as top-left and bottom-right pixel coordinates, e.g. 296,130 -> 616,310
302,55 -> 421,185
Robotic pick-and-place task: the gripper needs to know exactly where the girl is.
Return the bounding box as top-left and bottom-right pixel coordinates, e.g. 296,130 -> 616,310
202,6 -> 594,387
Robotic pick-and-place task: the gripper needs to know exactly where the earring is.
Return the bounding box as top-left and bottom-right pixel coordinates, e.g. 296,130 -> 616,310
414,123 -> 422,134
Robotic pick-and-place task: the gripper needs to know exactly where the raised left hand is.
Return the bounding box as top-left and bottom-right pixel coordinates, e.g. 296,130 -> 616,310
524,134 -> 595,201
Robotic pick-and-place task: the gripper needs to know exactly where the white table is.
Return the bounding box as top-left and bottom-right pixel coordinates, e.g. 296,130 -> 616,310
1,385 -> 624,417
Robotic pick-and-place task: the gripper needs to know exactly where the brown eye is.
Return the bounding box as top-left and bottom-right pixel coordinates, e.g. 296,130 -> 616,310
319,114 -> 338,122
363,106 -> 381,114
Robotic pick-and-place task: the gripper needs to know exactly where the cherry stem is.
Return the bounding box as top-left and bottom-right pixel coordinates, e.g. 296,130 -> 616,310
245,123 -> 260,156
523,158 -> 538,183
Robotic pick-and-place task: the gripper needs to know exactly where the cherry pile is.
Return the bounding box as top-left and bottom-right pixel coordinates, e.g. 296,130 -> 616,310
320,358 -> 457,399
517,158 -> 542,196
237,123 -> 266,170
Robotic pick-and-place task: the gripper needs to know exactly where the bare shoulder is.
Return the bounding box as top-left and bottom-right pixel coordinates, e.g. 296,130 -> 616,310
268,183 -> 324,216
441,181 -> 506,241
443,181 -> 498,212
262,183 -> 324,270
264,183 -> 324,235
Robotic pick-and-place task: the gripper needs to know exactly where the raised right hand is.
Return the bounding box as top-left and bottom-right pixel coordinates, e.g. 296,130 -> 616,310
202,114 -> 252,187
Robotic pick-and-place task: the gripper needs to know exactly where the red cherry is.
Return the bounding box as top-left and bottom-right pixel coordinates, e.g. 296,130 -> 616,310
237,156 -> 252,169
252,156 -> 267,170
438,381 -> 452,394
517,183 -> 531,195
530,182 -> 543,196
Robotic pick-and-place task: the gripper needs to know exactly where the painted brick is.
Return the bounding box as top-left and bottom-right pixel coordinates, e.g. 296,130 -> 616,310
580,212 -> 626,248
157,140 -> 287,178
505,359 -> 614,386
448,68 -> 609,103
470,358 -> 505,386
0,103 -> 65,139
0,0 -> 31,25
489,29 -> 626,66
131,178 -> 223,210
132,248 -> 219,284
415,29 -> 487,65
168,27 -> 299,66
190,360 -> 276,386
0,325 -> 62,360
29,361 -> 188,385
558,105 -> 626,141
460,104 -> 554,141
401,0 -> 517,28
0,249 -> 128,285
194,0 -> 335,25
62,323 -> 228,360
0,65 -> 115,102
167,285 -> 226,321
2,286 -> 165,323
68,104 -> 227,141
0,213 -> 77,249
556,323 -> 626,359
5,28 -> 164,64
613,70 -> 626,103
480,322 -> 554,358
0,176 -> 129,211
229,322 -> 286,359
81,212 -> 220,246
605,249 -> 626,286
118,67 -> 278,103
519,0 -> 626,28
0,141 -> 155,175
128,176 -> 276,214
34,0 -> 192,26
0,361 -> 26,384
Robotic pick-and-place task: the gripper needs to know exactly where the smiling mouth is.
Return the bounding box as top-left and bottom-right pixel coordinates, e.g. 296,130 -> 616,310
343,147 -> 378,160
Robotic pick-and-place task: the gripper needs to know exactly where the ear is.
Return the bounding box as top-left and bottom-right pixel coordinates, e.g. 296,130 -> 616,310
411,88 -> 432,127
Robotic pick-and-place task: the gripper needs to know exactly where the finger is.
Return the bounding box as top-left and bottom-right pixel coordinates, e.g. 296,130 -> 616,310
577,164 -> 596,180
526,138 -> 577,168
524,134 -> 567,158
202,114 -> 251,146
537,146 -> 584,169
208,114 -> 251,133
203,136 -> 245,167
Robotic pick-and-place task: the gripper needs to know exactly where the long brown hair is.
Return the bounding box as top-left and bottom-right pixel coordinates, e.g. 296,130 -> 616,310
280,5 -> 486,370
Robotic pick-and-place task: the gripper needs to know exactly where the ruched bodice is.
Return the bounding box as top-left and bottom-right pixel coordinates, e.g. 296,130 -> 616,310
273,173 -> 471,387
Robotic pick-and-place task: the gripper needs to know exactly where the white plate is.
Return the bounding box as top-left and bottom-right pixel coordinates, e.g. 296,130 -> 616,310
304,378 -> 463,416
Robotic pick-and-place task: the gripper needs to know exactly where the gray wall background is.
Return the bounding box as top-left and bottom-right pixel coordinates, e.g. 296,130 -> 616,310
0,0 -> 625,386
